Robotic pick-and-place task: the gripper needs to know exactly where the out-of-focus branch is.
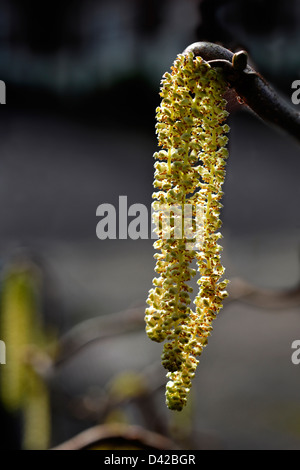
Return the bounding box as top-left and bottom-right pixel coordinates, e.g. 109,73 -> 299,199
55,306 -> 144,365
184,42 -> 300,143
30,279 -> 300,374
227,277 -> 300,310
52,423 -> 180,450
53,283 -> 300,367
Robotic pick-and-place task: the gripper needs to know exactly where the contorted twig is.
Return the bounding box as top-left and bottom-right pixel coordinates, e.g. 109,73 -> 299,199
184,42 -> 300,143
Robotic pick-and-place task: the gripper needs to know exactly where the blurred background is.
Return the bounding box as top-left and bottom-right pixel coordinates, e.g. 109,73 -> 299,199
0,0 -> 300,450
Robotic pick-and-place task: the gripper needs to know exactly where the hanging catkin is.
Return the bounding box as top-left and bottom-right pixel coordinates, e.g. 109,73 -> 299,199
145,52 -> 230,411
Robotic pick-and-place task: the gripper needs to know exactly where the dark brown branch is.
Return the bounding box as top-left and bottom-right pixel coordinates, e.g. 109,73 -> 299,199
184,42 -> 300,143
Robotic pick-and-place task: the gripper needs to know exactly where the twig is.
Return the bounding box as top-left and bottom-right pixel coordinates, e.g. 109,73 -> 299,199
184,42 -> 300,143
54,282 -> 300,367
52,423 -> 180,450
227,277 -> 300,310
55,306 -> 145,365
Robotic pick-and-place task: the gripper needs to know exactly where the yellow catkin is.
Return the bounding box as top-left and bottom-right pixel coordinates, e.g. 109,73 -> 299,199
145,52 -> 230,411
0,262 -> 51,448
22,366 -> 51,450
0,268 -> 37,410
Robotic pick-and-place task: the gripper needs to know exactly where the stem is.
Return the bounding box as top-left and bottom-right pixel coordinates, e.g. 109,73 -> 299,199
184,42 -> 300,144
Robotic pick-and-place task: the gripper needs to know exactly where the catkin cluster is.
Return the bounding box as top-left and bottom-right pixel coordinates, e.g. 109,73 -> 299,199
145,52 -> 230,411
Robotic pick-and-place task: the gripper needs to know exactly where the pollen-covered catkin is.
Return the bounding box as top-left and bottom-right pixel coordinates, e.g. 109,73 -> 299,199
145,52 -> 230,411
